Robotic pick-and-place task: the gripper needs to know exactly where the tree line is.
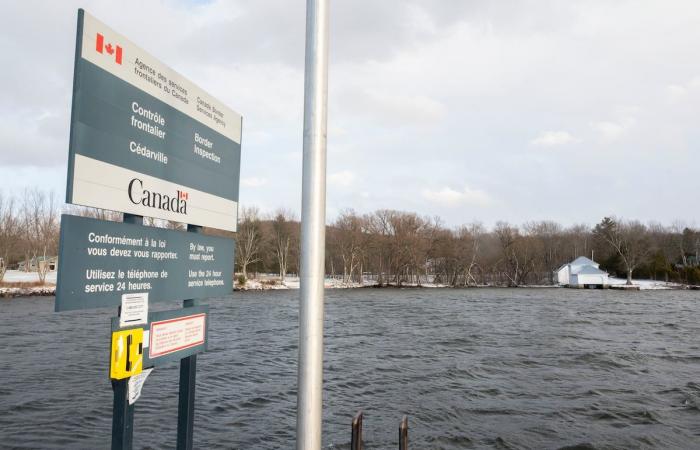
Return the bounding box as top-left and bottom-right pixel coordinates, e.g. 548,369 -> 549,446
0,190 -> 60,283
237,207 -> 700,286
1,189 -> 699,286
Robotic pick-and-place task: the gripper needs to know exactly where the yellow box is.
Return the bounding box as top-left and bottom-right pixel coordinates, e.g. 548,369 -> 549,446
110,328 -> 144,380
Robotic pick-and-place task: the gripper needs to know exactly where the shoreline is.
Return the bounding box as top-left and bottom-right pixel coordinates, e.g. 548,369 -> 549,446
0,286 -> 57,298
233,276 -> 691,291
1,280 -> 694,299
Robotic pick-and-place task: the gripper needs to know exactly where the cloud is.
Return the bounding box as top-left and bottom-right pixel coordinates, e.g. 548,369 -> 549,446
530,131 -> 578,147
666,84 -> 688,100
422,186 -> 492,207
340,89 -> 447,126
329,125 -> 348,137
666,76 -> 700,101
241,177 -> 267,188
592,121 -> 625,140
2,0 -> 700,226
0,110 -> 68,166
591,117 -> 635,142
328,170 -> 356,187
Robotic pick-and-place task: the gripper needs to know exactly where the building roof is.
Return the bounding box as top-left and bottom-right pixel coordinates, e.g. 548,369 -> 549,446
555,256 -> 600,273
573,265 -> 608,275
570,256 -> 598,267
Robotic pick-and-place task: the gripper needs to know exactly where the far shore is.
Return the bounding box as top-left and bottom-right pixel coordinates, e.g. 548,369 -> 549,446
233,276 -> 692,292
1,270 -> 695,299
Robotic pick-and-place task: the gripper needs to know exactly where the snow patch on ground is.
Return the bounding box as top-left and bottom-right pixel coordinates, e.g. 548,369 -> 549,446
236,276 -> 368,290
0,286 -> 56,297
607,277 -> 683,290
3,270 -> 57,284
1,270 -> 57,297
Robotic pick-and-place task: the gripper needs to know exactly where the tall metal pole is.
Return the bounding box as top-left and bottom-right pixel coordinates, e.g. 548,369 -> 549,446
297,0 -> 329,449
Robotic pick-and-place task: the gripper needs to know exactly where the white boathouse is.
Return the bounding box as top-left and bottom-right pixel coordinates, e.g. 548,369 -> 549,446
555,256 -> 609,288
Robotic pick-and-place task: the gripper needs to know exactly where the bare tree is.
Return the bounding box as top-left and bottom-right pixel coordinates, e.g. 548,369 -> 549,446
332,209 -> 365,283
689,228 -> 700,266
69,205 -> 122,222
494,222 -> 541,286
0,193 -> 20,283
594,217 -> 651,284
364,210 -> 392,285
670,221 -> 699,268
236,206 -> 262,279
461,222 -> 485,285
494,222 -> 521,286
525,221 -> 563,284
271,209 -> 296,282
565,224 -> 592,261
671,220 -> 689,266
19,189 -> 59,283
384,211 -> 433,285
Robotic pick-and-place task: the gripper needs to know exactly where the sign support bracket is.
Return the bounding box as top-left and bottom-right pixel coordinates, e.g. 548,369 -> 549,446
111,213 -> 143,450
176,224 -> 202,450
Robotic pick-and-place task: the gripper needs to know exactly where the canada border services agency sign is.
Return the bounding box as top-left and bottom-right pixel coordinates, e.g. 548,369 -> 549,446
67,9 -> 242,232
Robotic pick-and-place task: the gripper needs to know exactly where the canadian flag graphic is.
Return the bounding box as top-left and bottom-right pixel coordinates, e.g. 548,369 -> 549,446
95,33 -> 122,65
179,191 -> 189,201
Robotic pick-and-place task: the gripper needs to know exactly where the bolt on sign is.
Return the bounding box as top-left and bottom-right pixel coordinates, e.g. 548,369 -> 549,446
67,9 -> 242,232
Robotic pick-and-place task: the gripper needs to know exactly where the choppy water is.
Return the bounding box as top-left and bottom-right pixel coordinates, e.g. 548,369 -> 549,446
1,288 -> 699,449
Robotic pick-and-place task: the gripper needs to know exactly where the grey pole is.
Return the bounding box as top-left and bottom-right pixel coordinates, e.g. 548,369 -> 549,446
296,0 -> 329,449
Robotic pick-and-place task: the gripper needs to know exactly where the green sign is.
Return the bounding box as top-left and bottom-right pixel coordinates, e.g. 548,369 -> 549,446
56,215 -> 234,312
67,9 -> 242,232
57,11 -> 238,446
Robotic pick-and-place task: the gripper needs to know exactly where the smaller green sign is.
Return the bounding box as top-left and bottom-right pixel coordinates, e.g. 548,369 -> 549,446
111,305 -> 209,368
56,214 -> 234,312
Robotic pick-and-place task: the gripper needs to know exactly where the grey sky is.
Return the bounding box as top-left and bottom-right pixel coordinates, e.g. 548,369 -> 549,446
1,0 -> 698,227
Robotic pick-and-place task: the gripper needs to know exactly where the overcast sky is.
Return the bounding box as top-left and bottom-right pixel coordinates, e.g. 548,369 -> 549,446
1,0 -> 698,227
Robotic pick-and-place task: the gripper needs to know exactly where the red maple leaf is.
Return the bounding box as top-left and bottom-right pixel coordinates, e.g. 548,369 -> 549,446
105,43 -> 114,55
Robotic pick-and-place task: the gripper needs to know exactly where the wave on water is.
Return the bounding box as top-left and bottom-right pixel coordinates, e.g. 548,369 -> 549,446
1,288 -> 699,449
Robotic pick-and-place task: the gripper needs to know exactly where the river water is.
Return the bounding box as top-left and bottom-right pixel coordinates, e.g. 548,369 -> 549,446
1,289 -> 699,449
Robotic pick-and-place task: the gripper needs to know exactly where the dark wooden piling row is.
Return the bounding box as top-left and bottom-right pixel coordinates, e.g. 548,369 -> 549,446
350,411 -> 408,449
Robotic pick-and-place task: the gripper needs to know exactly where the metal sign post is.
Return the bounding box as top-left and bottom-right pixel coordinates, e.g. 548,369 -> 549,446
111,378 -> 134,450
297,0 -> 330,449
177,224 -> 202,450
110,213 -> 142,450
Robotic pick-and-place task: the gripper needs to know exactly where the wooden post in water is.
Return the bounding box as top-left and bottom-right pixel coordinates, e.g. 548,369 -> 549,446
399,416 -> 408,450
351,410 -> 363,450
